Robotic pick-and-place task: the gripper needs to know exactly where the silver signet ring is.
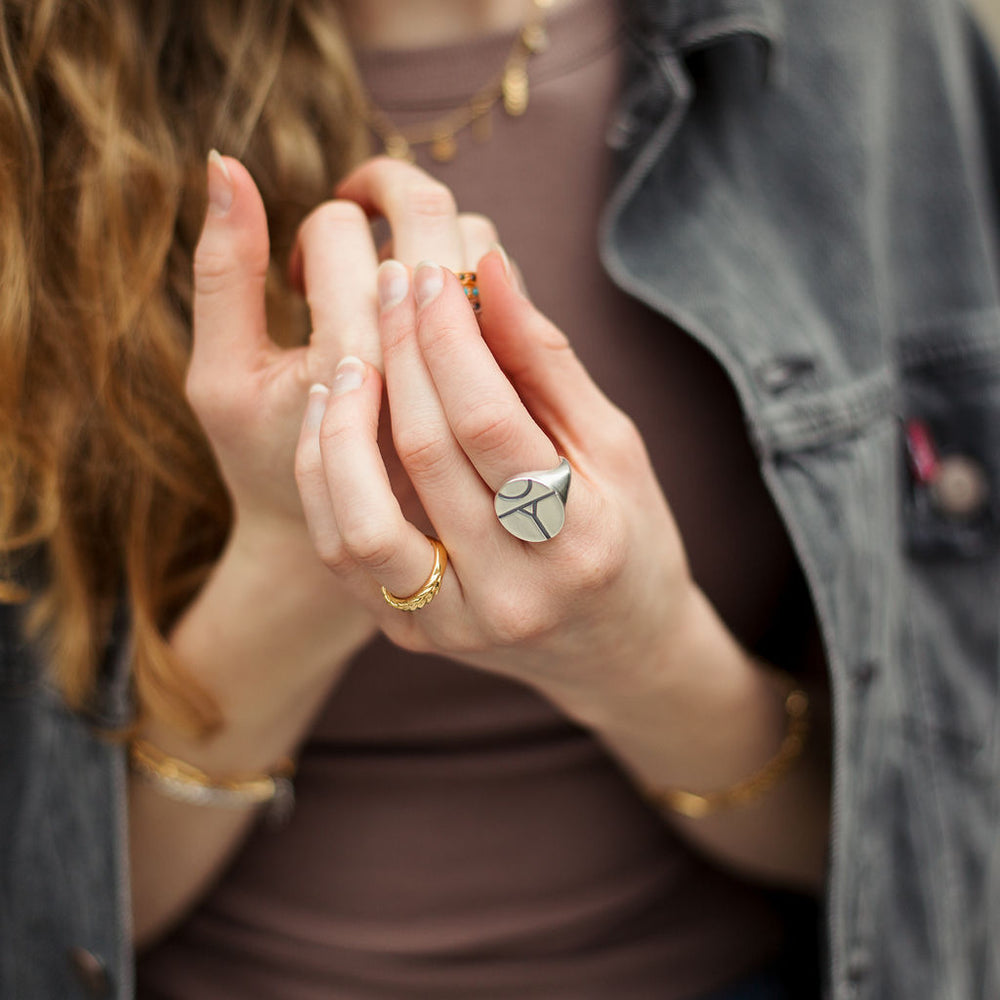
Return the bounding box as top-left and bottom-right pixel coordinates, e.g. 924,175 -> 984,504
494,457 -> 572,542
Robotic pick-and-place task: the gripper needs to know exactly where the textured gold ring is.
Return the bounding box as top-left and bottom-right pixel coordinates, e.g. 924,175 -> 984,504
381,536 -> 448,611
455,271 -> 481,313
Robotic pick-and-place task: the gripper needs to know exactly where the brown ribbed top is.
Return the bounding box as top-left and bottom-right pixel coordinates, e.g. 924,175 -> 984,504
137,2 -> 805,996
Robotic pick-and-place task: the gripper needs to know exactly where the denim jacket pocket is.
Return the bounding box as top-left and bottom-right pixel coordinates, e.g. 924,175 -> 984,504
896,308 -> 1000,767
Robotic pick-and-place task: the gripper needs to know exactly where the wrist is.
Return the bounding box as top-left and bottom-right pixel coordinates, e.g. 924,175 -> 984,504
224,512 -> 378,635
154,516 -> 376,745
542,584 -> 793,793
540,582 -> 725,721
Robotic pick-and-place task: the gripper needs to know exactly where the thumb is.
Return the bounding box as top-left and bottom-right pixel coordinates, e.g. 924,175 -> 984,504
189,152 -> 274,392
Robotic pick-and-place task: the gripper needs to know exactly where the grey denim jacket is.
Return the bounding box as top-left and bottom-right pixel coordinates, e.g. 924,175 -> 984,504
2,0 -> 999,997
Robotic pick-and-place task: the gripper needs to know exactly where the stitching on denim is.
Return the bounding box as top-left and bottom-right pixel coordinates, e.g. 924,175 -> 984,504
897,331 -> 1000,371
752,371 -> 899,455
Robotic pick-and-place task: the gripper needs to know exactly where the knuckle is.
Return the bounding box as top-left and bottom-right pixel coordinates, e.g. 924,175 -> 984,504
302,199 -> 369,241
340,522 -> 398,572
192,240 -> 232,293
394,426 -> 450,479
484,597 -> 552,647
569,528 -> 629,594
193,239 -> 268,296
314,534 -> 352,573
318,412 -> 359,454
453,399 -> 518,459
537,321 -> 573,356
400,180 -> 457,222
417,316 -> 464,356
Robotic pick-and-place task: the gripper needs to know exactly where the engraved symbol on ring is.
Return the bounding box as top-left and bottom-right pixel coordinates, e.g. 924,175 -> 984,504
494,458 -> 571,542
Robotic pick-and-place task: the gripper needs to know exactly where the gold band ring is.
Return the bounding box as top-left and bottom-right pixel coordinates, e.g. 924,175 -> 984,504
381,537 -> 448,611
455,272 -> 481,313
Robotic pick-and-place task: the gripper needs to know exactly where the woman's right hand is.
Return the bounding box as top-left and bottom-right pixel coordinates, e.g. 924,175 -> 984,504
186,152 -> 494,604
132,153 -> 389,944
189,152 -> 382,538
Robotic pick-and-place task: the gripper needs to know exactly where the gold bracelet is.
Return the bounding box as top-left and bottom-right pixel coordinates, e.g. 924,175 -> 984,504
646,672 -> 810,819
129,738 -> 296,822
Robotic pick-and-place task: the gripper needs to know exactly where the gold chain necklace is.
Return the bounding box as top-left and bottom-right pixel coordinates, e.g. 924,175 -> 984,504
363,0 -> 553,163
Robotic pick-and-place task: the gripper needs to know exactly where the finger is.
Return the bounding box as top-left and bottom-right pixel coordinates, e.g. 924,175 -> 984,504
190,153 -> 274,384
336,157 -> 465,270
476,248 -> 622,451
412,262 -> 559,491
376,260 -> 491,537
377,210 -> 495,270
316,355 -> 448,601
295,384 -> 349,569
458,213 -> 499,270
293,200 -> 382,375
295,377 -> 390,602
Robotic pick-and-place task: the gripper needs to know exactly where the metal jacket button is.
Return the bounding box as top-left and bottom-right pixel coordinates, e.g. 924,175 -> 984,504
67,947 -> 110,998
930,454 -> 990,519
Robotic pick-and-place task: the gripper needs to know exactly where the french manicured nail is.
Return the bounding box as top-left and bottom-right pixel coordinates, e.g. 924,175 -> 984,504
491,242 -> 514,281
304,384 -> 329,429
332,356 -> 366,397
207,150 -> 233,217
414,261 -> 444,309
491,242 -> 525,296
377,260 -> 409,311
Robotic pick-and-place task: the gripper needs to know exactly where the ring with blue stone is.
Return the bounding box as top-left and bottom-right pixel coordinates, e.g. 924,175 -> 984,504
455,271 -> 481,313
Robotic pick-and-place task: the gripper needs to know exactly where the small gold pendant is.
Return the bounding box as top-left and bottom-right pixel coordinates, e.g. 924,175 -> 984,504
384,134 -> 414,162
430,131 -> 458,162
522,22 -> 549,53
502,65 -> 529,116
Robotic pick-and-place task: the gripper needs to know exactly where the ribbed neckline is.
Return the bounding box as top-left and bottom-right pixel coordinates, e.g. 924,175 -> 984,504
356,0 -> 621,110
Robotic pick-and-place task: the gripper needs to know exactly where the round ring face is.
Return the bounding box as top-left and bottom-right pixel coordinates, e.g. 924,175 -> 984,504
494,467 -> 569,541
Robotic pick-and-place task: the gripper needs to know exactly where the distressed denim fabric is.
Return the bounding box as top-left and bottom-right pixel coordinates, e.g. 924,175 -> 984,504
602,0 -> 1000,997
2,0 -> 999,997
0,603 -> 133,1000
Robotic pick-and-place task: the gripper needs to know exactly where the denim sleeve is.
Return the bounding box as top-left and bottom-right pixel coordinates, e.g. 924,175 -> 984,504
0,604 -> 132,1000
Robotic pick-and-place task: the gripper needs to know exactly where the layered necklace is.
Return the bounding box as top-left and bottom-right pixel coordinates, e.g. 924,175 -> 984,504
362,0 -> 554,163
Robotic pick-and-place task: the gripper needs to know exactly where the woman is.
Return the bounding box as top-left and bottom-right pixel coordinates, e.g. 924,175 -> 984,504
1,0 -> 997,998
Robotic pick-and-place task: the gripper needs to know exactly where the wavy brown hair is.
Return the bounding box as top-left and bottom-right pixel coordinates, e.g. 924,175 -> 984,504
0,0 -> 368,733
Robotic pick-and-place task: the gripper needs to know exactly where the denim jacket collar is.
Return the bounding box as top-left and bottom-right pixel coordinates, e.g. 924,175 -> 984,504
623,0 -> 783,59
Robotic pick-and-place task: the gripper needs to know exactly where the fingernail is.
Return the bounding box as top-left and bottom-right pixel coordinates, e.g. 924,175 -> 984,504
492,242 -> 514,281
207,150 -> 233,217
490,242 -> 525,297
414,262 -> 444,309
304,384 -> 329,429
377,260 -> 409,311
332,356 -> 366,396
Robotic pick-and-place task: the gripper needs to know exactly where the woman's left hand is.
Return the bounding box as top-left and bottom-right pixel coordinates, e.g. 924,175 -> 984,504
296,159 -> 699,703
295,161 -> 832,893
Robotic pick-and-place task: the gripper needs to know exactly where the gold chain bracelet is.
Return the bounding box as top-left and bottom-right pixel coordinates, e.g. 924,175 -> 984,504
646,673 -> 810,819
129,738 -> 296,823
